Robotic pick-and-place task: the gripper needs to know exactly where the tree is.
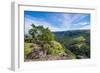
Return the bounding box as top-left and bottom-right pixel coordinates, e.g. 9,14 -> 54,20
40,28 -> 55,41
28,24 -> 55,42
24,34 -> 32,43
29,24 -> 37,39
68,36 -> 90,58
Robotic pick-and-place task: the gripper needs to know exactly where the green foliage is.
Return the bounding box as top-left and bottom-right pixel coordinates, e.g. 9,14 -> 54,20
80,43 -> 90,58
57,33 -> 90,59
25,24 -> 71,59
40,28 -> 55,41
24,34 -> 33,43
24,43 -> 32,58
24,23 -> 90,60
50,41 -> 66,56
43,41 -> 66,56
29,24 -> 37,39
73,36 -> 85,43
67,36 -> 90,58
64,48 -> 76,59
28,24 -> 55,42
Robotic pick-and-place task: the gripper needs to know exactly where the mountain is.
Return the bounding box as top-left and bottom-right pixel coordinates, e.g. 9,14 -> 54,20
53,30 -> 90,40
52,30 -> 90,59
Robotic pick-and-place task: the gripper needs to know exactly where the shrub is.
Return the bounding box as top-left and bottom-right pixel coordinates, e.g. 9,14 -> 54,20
43,41 -> 66,56
29,24 -> 55,42
24,43 -> 32,58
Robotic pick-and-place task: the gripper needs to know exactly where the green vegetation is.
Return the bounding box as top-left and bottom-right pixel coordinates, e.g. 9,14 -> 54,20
54,31 -> 90,59
24,24 -> 90,61
68,36 -> 89,58
29,24 -> 55,42
43,41 -> 66,56
24,43 -> 32,58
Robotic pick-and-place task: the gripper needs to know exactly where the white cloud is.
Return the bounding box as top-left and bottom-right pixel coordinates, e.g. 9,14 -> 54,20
25,15 -> 64,33
25,13 -> 90,34
59,14 -> 90,30
79,25 -> 90,30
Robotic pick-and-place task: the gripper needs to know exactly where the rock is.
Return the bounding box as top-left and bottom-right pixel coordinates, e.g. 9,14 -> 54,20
26,47 -> 47,59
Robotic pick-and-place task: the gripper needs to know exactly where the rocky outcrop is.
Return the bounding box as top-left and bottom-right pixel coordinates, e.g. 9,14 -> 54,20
25,41 -> 68,60
26,43 -> 47,59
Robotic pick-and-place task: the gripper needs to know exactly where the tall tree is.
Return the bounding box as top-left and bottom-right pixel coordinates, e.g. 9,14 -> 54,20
29,24 -> 55,42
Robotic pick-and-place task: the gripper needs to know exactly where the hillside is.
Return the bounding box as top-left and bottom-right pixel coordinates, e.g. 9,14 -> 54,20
53,30 -> 90,40
24,24 -> 90,61
24,24 -> 76,61
53,30 -> 90,59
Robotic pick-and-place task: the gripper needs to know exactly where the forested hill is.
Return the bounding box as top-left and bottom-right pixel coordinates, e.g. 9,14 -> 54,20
53,30 -> 90,39
53,30 -> 90,59
24,24 -> 90,61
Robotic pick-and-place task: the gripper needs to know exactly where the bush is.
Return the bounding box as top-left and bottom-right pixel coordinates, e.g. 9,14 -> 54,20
24,43 -> 32,58
64,48 -> 76,59
29,24 -> 55,42
43,41 -> 66,56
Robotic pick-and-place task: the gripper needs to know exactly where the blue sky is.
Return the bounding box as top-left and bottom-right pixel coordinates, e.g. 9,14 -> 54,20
24,11 -> 90,34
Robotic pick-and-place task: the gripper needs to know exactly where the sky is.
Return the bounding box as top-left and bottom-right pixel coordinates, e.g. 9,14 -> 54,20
24,11 -> 90,34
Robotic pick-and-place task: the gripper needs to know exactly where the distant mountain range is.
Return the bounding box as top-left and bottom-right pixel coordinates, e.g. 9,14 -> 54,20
53,30 -> 90,39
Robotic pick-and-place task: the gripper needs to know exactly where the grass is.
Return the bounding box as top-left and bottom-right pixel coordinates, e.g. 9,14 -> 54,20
24,43 -> 32,58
